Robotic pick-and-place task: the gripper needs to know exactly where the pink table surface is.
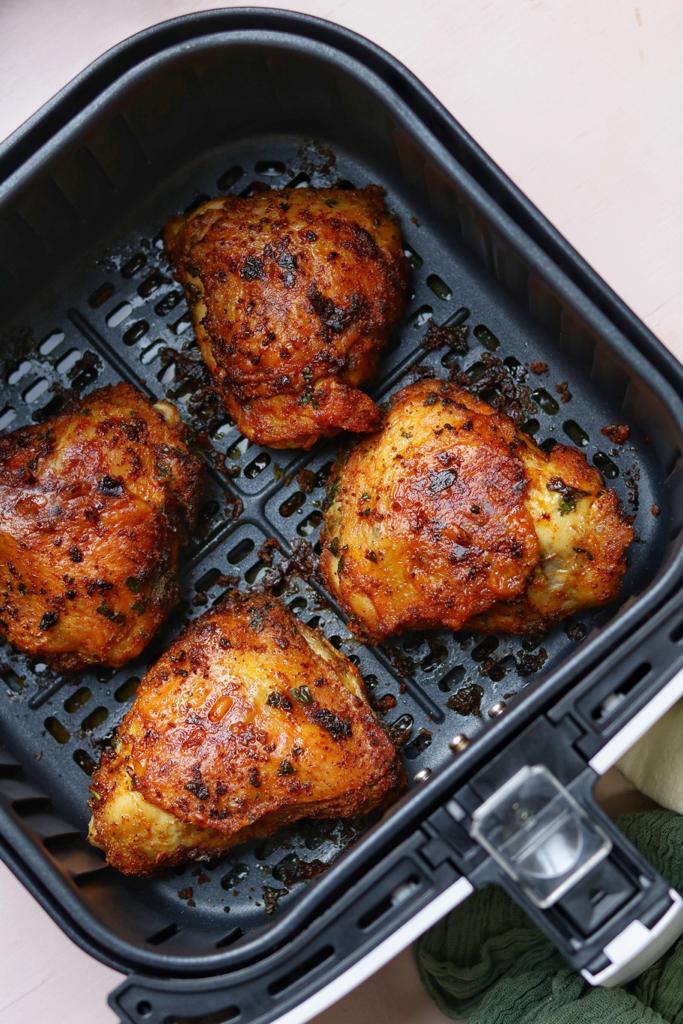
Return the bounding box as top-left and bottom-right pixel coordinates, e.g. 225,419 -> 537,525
1,1 -> 682,1022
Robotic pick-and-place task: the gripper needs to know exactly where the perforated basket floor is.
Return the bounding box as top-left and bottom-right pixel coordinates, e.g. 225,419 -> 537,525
0,133 -> 674,962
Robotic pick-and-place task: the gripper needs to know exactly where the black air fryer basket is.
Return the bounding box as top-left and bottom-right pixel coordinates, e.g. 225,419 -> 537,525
2,10 -> 683,1024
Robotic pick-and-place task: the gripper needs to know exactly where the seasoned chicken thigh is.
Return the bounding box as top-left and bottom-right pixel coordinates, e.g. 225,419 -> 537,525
320,379 -> 632,641
0,383 -> 204,671
470,433 -> 634,634
88,593 -> 402,875
164,185 -> 408,449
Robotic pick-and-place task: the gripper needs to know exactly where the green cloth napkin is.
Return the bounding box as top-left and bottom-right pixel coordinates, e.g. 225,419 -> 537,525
416,810 -> 683,1024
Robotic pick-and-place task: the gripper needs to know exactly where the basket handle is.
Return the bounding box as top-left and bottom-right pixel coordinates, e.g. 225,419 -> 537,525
110,824 -> 473,1024
112,664 -> 683,1022
451,760 -> 683,986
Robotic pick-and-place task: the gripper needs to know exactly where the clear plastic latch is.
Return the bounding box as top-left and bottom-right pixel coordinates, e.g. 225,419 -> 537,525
471,765 -> 612,908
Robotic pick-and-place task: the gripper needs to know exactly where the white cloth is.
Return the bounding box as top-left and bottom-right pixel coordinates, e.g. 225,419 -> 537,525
618,699 -> 683,812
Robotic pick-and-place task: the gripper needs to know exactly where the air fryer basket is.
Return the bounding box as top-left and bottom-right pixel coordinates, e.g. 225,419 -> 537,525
2,10 -> 683,1023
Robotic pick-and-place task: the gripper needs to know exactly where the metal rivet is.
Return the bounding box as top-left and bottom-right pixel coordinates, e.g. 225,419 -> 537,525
488,700 -> 506,718
449,733 -> 470,753
414,767 -> 432,783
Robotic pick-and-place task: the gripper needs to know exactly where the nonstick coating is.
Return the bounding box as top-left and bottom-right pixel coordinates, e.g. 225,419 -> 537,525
0,14 -> 682,975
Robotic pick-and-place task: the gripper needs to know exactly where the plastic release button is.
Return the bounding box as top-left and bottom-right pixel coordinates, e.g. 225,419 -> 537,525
470,765 -> 612,908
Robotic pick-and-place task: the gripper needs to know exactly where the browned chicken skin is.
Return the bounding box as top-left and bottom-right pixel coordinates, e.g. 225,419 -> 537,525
164,186 -> 409,449
88,593 -> 402,875
320,379 -> 633,641
0,383 -> 204,671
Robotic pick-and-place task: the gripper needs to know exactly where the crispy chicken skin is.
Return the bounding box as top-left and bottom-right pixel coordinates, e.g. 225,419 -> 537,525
470,434 -> 634,633
88,593 -> 402,876
0,383 -> 204,671
164,186 -> 409,449
320,380 -> 633,641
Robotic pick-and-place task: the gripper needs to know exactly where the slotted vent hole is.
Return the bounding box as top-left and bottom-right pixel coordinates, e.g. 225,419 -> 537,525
2,666 -> 25,692
121,253 -> 146,278
56,349 -> 82,374
172,313 -> 191,337
106,301 -> 132,327
39,330 -> 64,355
123,320 -> 149,346
215,927 -> 244,950
532,388 -> 560,415
286,171 -> 310,188
228,538 -> 254,564
8,360 -> 31,384
255,159 -> 286,176
594,452 -> 619,479
155,291 -> 181,317
388,713 -> 414,746
280,491 -> 306,518
146,923 -> 180,946
671,619 -> 683,643
404,731 -> 432,759
297,511 -> 322,537
591,662 -> 651,721
162,1005 -> 239,1024
409,305 -> 433,328
472,637 -> 499,662
64,687 -> 92,713
43,832 -> 82,854
244,560 -> 267,585
138,270 -> 166,299
184,193 -> 210,215
217,165 -> 244,191
158,360 -> 175,386
196,567 -> 223,592
473,324 -> 500,351
241,180 -> 271,197
227,437 -> 249,462
73,749 -> 96,776
115,677 -> 139,702
88,282 -> 115,308
74,866 -> 116,887
23,378 -> 50,403
44,717 -> 70,744
267,945 -> 334,996
245,452 -> 270,479
357,875 -> 420,930
12,795 -> 52,816
0,406 -> 15,430
421,645 -> 447,672
427,274 -> 452,301
141,340 -> 165,365
403,244 -> 422,269
563,420 -> 589,447
81,706 -> 108,733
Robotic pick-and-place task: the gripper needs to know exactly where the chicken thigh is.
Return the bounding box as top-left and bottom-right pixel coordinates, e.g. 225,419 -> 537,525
164,185 -> 408,449
320,379 -> 632,641
0,383 -> 204,671
88,592 -> 402,875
